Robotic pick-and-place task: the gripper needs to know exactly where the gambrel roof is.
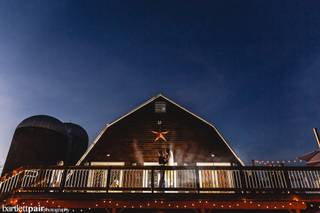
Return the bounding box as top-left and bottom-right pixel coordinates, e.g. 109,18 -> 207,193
77,94 -> 244,166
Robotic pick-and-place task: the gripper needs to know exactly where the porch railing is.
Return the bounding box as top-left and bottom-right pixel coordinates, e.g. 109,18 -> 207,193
1,166 -> 320,196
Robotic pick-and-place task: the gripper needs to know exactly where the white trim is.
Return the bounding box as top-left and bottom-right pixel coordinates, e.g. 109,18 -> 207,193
77,94 -> 244,166
196,162 -> 214,166
143,162 -> 160,166
213,162 -> 231,166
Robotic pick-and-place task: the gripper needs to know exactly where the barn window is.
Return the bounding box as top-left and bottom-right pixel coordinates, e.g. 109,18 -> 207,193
155,101 -> 166,113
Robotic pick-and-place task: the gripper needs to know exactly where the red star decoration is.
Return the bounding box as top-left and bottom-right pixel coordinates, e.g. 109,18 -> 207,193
152,131 -> 169,142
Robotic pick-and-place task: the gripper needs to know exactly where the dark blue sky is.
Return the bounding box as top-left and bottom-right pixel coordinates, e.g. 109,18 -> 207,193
0,0 -> 320,165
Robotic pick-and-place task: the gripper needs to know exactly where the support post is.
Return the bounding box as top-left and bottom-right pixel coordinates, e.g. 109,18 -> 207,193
106,167 -> 111,193
283,167 -> 292,193
195,167 -> 200,194
151,168 -> 154,193
239,168 -> 247,194
59,169 -> 67,193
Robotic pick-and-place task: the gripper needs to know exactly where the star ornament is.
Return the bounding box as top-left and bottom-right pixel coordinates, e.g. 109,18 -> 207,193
152,131 -> 169,142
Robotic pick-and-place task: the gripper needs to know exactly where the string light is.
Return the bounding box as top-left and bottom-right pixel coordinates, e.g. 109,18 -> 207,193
11,199 -> 320,210
253,159 -> 304,166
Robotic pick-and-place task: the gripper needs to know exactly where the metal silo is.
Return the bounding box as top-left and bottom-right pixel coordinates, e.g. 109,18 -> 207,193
2,115 -> 68,175
64,122 -> 88,165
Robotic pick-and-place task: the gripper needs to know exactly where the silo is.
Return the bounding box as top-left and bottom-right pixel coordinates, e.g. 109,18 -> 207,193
64,123 -> 88,165
2,115 -> 68,175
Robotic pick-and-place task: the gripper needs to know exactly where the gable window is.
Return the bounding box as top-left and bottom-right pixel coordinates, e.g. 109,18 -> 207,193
155,101 -> 166,113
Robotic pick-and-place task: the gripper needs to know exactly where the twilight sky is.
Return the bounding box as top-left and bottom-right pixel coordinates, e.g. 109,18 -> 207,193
0,1 -> 320,167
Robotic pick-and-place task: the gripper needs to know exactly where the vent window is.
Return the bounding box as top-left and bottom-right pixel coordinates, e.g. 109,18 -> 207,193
155,101 -> 166,113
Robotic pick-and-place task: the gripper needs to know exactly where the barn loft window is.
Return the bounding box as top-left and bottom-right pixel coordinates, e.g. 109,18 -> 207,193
154,101 -> 166,113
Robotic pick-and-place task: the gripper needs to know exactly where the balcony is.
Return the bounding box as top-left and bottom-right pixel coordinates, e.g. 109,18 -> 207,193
1,165 -> 320,195
0,166 -> 319,211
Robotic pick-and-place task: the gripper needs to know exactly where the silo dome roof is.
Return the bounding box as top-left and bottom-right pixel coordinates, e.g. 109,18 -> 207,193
64,122 -> 89,142
17,115 -> 66,135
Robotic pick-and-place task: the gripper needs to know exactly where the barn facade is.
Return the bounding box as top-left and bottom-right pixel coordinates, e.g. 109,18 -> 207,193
79,94 -> 243,167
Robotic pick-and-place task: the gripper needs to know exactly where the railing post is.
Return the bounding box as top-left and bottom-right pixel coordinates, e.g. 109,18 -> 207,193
59,169 -> 68,193
239,168 -> 247,194
106,167 -> 111,193
151,168 -> 154,193
283,167 -> 292,193
195,167 -> 200,194
16,170 -> 25,191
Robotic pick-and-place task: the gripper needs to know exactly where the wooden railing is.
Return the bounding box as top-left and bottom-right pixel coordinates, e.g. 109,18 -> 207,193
1,166 -> 320,196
